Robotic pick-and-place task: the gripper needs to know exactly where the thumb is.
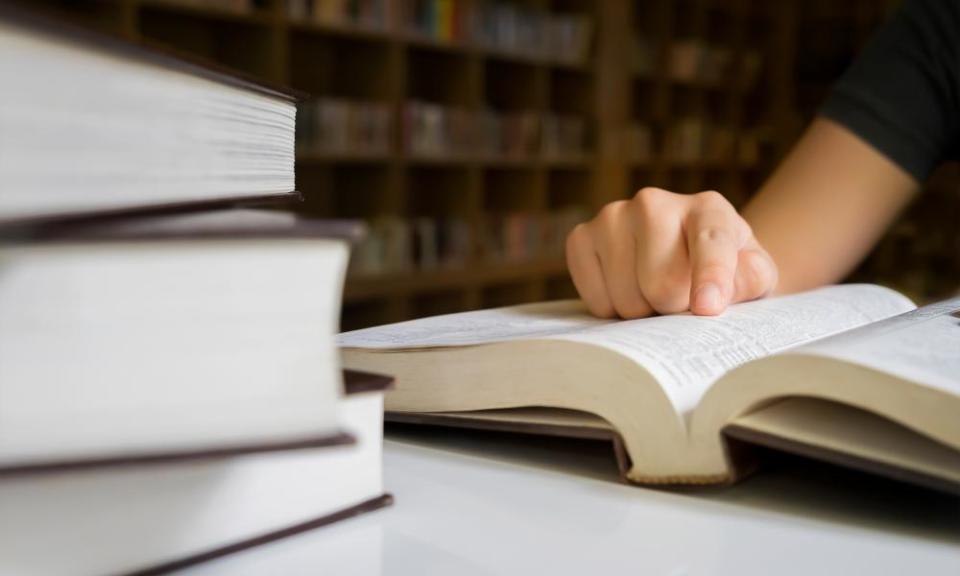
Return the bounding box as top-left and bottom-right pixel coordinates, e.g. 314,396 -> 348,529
732,246 -> 778,304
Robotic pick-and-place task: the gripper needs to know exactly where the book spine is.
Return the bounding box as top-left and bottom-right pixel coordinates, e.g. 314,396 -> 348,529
346,207 -> 587,276
402,101 -> 588,160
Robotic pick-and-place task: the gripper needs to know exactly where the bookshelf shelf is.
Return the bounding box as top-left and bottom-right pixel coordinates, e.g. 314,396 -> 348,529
297,150 -> 393,164
481,49 -> 590,72
287,20 -> 394,43
403,33 -> 473,55
344,258 -> 568,303
138,0 -> 273,26
401,154 -> 594,169
543,156 -> 594,169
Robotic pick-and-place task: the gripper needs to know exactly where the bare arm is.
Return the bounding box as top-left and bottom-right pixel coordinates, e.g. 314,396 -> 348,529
566,117 -> 920,318
744,117 -> 919,294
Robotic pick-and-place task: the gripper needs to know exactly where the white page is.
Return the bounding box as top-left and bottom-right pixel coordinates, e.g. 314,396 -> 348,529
797,296 -> 960,395
338,300 -> 614,349
554,285 -> 914,413
340,285 -> 914,414
0,21 -> 294,219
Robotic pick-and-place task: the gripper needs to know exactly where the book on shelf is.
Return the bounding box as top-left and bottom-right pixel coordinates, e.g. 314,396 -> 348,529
287,0 -> 392,30
664,118 -> 706,164
347,208 -> 586,277
668,38 -> 760,89
0,369 -> 394,575
540,114 -> 588,159
298,97 -> 392,156
0,3 -> 298,225
664,119 -> 747,165
630,34 -> 656,77
470,0 -> 592,64
340,285 -> 960,495
402,0 -> 592,64
623,124 -> 654,163
403,100 -> 588,160
669,38 -> 705,83
403,101 -> 476,157
0,209 -> 363,472
480,210 -> 581,264
404,0 -> 467,43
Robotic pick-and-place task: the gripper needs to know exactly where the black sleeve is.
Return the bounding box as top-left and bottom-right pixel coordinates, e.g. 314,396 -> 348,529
820,0 -> 960,181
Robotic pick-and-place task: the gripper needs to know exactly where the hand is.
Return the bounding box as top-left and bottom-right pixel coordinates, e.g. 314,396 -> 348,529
565,188 -> 778,319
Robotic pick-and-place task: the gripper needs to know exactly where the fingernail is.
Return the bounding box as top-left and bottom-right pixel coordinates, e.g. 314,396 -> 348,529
694,283 -> 723,313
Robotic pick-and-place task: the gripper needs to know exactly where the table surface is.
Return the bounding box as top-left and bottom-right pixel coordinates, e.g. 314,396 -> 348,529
185,425 -> 960,576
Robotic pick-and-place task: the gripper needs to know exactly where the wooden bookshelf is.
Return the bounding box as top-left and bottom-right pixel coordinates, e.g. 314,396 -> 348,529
35,0 -> 945,327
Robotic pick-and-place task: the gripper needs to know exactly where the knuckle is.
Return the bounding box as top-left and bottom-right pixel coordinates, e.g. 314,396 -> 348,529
596,200 -> 627,223
591,203 -> 628,245
631,187 -> 674,228
695,190 -> 727,206
642,279 -> 688,314
584,297 -> 617,319
612,300 -> 648,320
607,284 -> 652,319
740,251 -> 778,293
632,186 -> 667,208
565,226 -> 586,259
567,223 -> 589,246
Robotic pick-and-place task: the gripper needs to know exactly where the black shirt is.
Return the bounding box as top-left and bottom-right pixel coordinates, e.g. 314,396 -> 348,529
821,0 -> 960,181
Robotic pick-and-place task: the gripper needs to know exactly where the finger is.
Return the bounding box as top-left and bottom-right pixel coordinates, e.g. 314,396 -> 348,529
630,188 -> 692,314
686,192 -> 749,315
566,223 -> 616,318
732,243 -> 778,304
592,203 -> 654,319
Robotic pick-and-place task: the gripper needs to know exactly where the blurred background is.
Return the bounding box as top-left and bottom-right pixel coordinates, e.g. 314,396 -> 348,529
31,0 -> 960,329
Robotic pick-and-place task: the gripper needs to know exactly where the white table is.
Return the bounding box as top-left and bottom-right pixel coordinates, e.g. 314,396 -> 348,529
186,426 -> 960,575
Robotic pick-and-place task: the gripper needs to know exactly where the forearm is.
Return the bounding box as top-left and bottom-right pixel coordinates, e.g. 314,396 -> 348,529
742,117 -> 919,294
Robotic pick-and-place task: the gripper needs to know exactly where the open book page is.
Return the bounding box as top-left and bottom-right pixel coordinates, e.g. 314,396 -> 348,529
553,285 -> 914,414
340,285 -> 914,414
338,300 -> 614,349
797,296 -> 960,395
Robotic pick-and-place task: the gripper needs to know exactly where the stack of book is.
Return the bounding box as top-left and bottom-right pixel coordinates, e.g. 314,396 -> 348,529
0,5 -> 391,574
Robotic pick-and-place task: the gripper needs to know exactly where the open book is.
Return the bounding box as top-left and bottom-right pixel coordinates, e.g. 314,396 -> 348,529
339,285 -> 960,494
